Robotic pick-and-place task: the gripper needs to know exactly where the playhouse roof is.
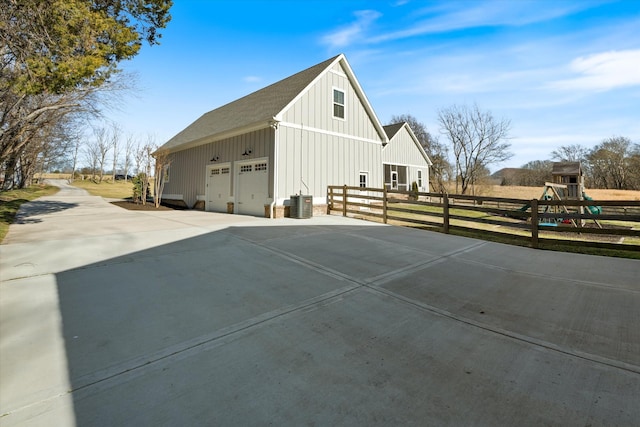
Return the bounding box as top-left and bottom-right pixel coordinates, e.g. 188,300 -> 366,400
552,162 -> 582,176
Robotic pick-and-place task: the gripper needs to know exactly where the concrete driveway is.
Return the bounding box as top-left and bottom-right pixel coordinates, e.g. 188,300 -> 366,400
1,180 -> 638,426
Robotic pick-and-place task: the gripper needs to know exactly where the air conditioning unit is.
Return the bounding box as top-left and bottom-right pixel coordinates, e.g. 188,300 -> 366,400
290,195 -> 313,219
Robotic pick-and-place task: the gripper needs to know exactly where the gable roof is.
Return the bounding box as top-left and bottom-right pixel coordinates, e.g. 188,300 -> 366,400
160,54 -> 388,152
552,162 -> 581,175
382,122 -> 433,166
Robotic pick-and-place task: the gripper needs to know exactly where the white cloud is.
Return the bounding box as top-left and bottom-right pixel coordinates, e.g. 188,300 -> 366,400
243,76 -> 262,83
548,49 -> 640,92
321,10 -> 382,48
369,1 -> 601,44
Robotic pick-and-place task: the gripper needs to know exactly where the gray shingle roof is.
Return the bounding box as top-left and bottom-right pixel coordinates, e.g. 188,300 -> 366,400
383,122 -> 404,140
160,55 -> 342,152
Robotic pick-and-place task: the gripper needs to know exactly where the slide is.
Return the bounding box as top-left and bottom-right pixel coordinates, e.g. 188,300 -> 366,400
582,193 -> 602,215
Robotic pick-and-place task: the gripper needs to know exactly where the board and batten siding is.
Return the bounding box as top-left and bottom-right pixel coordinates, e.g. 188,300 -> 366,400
163,128 -> 275,208
382,126 -> 430,191
276,125 -> 382,201
281,62 -> 382,143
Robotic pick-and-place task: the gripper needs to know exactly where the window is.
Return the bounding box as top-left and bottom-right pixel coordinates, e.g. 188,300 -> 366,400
221,167 -> 230,174
417,170 -> 422,188
359,172 -> 368,188
240,165 -> 252,173
163,165 -> 170,183
211,168 -> 220,176
255,163 -> 267,171
333,89 -> 345,119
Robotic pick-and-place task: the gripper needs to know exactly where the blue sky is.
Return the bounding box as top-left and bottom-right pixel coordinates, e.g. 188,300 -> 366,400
110,0 -> 640,171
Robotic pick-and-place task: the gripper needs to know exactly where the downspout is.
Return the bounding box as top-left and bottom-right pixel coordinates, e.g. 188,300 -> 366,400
269,119 -> 279,218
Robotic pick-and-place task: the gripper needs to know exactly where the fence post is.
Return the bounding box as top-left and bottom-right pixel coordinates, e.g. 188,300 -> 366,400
383,186 -> 388,224
530,199 -> 538,249
327,186 -> 333,214
443,193 -> 450,234
342,184 -> 347,217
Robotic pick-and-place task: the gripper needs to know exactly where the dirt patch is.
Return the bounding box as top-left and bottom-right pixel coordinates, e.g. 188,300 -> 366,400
110,200 -> 176,211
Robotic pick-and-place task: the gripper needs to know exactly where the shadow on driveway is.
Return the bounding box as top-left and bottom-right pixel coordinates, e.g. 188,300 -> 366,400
14,200 -> 78,224
48,224 -> 640,425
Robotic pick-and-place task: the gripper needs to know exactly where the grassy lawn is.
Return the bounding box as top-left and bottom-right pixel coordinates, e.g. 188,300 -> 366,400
71,179 -> 134,199
0,185 -> 59,242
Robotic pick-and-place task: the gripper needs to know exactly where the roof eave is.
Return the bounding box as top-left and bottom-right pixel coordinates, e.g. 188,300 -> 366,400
162,120 -> 274,154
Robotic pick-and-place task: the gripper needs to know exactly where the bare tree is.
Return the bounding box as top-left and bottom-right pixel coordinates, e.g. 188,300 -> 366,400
153,149 -> 171,208
123,133 -> 136,182
518,160 -> 553,186
438,104 -> 512,194
70,136 -> 82,181
84,140 -> 101,181
551,144 -> 589,162
110,123 -> 121,181
390,113 -> 451,193
92,127 -> 111,183
133,134 -> 156,204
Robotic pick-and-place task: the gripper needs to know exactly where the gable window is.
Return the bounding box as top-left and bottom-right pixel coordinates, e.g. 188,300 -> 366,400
417,170 -> 422,188
333,89 -> 345,119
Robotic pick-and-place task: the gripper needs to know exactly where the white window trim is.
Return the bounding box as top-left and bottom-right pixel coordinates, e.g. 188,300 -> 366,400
332,87 -> 346,121
359,171 -> 368,188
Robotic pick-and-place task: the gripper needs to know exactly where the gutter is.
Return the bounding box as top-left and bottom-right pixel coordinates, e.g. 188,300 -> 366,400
269,118 -> 280,218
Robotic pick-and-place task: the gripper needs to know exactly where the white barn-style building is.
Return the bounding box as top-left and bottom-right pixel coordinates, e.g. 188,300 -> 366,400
382,122 -> 431,193
158,54 -> 431,217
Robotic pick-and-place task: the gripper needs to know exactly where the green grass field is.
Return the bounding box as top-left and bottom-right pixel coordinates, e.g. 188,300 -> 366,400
0,185 -> 59,242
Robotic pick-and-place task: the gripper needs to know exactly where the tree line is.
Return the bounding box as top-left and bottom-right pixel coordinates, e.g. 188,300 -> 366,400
0,0 -> 172,190
503,138 -> 640,190
392,109 -> 639,193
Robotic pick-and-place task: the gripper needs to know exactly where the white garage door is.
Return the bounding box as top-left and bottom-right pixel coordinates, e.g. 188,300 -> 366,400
236,160 -> 268,216
205,164 -> 230,212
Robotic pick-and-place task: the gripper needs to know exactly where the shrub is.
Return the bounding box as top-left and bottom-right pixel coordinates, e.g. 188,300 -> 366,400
410,181 -> 419,200
132,173 -> 147,203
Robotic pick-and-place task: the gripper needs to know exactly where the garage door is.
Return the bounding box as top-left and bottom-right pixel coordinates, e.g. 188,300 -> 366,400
205,164 -> 230,212
236,160 -> 268,216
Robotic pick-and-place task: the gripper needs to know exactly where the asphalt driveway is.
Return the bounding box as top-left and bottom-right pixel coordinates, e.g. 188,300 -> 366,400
1,180 -> 638,426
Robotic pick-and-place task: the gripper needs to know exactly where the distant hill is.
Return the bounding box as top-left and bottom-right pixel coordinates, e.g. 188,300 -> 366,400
491,168 -> 526,184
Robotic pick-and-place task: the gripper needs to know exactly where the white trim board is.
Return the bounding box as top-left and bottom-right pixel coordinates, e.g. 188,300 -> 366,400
279,121 -> 383,145
383,162 -> 430,169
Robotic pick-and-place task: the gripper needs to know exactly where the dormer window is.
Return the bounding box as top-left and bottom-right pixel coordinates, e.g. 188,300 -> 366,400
333,89 -> 345,119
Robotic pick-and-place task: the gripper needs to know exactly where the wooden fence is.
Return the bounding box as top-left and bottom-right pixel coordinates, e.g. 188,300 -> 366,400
327,185 -> 640,252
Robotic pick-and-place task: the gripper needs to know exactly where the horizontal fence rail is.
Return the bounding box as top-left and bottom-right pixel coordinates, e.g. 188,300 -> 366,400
327,185 -> 640,252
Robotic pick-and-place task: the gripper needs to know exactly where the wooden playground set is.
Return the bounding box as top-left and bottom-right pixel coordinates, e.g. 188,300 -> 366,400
517,162 -> 602,228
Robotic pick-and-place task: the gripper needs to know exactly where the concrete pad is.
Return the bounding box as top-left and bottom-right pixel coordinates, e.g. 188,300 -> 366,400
58,289 -> 640,426
1,180 -> 639,426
